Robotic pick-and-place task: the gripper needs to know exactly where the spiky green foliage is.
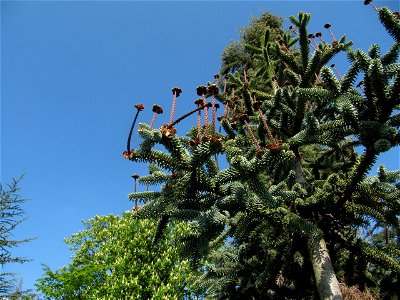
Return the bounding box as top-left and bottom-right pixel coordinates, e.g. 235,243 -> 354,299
124,7 -> 400,299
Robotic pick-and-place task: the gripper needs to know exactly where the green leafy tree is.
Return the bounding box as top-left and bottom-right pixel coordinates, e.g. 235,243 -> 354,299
220,12 -> 285,75
36,213 -> 199,300
0,177 -> 33,298
124,5 -> 400,299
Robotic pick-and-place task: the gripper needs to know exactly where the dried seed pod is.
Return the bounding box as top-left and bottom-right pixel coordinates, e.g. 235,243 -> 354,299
123,151 -> 130,159
256,149 -> 266,158
253,100 -> 263,110
196,85 -> 208,96
189,139 -> 199,147
315,32 -> 326,43
308,33 -> 318,47
134,103 -> 145,111
160,124 -> 177,139
123,150 -> 136,159
201,135 -> 212,143
194,98 -> 204,106
239,114 -> 249,124
152,105 -> 163,114
207,84 -> 219,95
267,139 -> 283,154
364,0 -> 378,8
171,87 -> 182,97
150,104 -> 163,127
128,150 -> 136,159
324,23 -> 331,29
209,136 -> 222,148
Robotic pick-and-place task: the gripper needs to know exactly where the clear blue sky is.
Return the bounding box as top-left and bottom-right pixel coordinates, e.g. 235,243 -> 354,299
1,0 -> 399,294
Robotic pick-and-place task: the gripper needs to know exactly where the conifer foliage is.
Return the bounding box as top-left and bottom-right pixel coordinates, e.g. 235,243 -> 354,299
0,178 -> 32,298
124,5 -> 400,299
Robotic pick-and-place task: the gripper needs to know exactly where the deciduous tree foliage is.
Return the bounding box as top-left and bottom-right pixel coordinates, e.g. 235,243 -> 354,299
36,213 -> 198,300
125,4 -> 399,299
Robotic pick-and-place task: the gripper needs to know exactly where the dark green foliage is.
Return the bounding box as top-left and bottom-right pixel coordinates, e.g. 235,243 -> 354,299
290,12 -> 311,73
379,7 -> 400,42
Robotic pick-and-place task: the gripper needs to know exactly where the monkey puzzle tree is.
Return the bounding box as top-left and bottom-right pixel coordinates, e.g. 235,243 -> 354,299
124,5 -> 400,299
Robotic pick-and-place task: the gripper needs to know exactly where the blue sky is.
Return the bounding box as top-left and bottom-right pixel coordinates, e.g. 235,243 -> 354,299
1,0 -> 399,294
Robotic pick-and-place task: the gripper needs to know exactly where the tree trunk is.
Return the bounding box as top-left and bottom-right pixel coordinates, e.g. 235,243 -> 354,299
308,238 -> 343,300
294,158 -> 308,187
294,158 -> 343,299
